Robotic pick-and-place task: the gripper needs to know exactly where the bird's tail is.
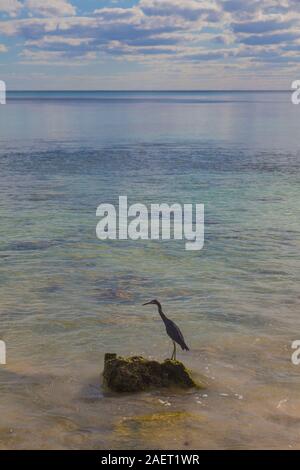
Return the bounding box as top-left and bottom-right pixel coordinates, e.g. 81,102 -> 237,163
182,342 -> 190,351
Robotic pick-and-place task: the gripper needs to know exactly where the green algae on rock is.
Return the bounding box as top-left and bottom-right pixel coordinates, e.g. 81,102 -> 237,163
103,353 -> 202,393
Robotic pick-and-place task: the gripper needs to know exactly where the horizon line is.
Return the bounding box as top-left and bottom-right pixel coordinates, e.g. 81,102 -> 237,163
6,89 -> 291,93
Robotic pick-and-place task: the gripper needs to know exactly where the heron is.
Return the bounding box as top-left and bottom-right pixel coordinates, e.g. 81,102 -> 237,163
143,300 -> 189,360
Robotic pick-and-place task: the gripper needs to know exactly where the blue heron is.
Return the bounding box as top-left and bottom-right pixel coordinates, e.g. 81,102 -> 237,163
143,300 -> 190,360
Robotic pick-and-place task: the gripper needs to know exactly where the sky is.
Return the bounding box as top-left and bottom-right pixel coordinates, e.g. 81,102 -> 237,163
0,0 -> 299,90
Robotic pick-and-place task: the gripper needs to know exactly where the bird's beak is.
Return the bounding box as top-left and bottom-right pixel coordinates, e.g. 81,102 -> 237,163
143,302 -> 151,306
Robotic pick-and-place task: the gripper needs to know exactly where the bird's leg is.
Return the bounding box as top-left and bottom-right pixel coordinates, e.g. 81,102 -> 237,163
171,341 -> 176,361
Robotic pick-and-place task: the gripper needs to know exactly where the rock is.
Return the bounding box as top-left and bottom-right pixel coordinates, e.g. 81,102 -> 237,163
102,353 -> 202,393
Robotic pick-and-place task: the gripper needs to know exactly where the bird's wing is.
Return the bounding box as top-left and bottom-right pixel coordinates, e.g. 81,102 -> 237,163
166,319 -> 189,350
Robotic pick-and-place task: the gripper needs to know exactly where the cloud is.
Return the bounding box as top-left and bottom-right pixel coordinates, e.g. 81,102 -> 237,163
0,10 -> 185,42
0,43 -> 7,52
232,19 -> 294,34
25,0 -> 76,17
0,0 -> 300,71
239,31 -> 299,46
220,0 -> 260,17
25,35 -> 93,47
21,49 -> 64,61
20,48 -> 96,64
0,0 -> 22,17
140,0 -> 220,21
93,8 -> 140,21
181,50 -> 228,61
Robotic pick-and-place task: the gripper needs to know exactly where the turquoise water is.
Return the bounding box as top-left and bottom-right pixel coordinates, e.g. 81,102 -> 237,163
0,91 -> 299,449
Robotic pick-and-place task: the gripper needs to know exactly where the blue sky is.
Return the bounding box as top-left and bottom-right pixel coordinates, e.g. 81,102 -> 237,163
0,0 -> 299,90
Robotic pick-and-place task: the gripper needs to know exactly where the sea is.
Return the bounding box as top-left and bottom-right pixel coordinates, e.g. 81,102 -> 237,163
0,90 -> 299,449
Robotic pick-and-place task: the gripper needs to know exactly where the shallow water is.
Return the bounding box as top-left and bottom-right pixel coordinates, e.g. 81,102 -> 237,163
0,91 -> 300,449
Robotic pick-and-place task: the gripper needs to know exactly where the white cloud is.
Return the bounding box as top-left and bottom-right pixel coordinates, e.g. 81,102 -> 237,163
93,7 -> 141,20
0,0 -> 300,73
25,35 -> 93,47
25,0 -> 76,17
0,0 -> 22,17
140,0 -> 220,21
20,48 -> 96,64
0,43 -> 7,52
21,49 -> 64,60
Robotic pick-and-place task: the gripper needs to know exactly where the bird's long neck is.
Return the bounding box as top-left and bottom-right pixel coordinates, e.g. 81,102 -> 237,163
157,303 -> 167,323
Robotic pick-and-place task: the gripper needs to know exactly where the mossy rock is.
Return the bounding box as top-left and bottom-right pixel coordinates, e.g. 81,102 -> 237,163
103,353 -> 202,393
